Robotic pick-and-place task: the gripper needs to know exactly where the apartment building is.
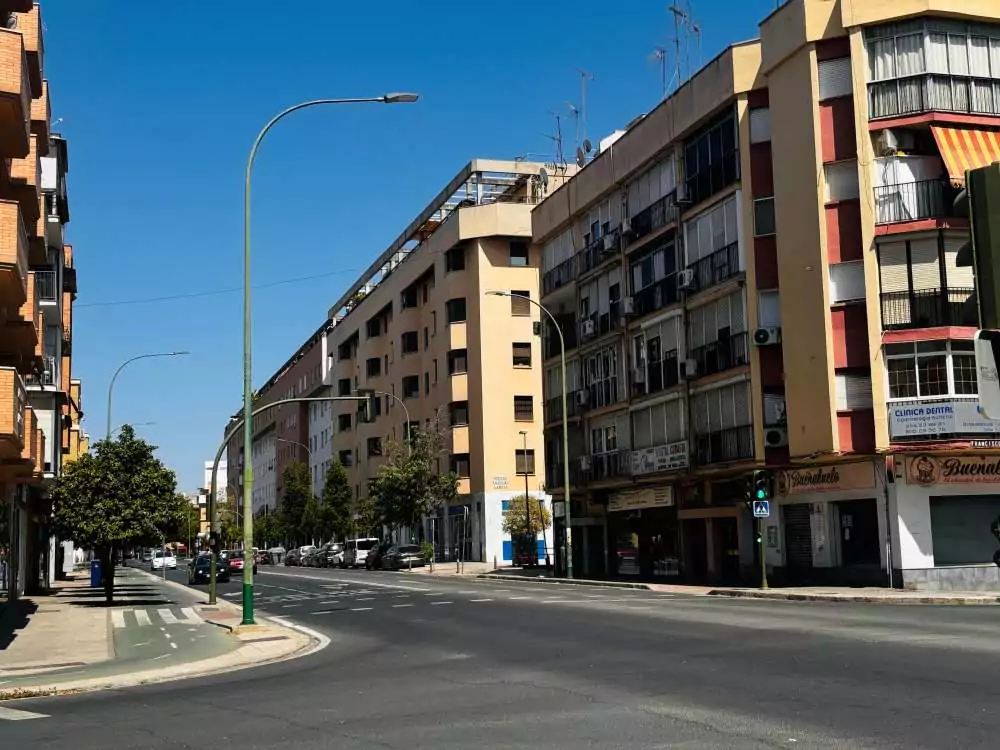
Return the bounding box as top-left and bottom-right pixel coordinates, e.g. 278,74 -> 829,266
65,378 -> 88,464
227,160 -> 567,564
534,0 -> 1000,590
0,3 -> 78,597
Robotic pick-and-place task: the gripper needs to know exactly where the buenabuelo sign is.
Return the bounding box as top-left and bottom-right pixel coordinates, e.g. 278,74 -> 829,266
905,455 -> 1000,485
776,462 -> 875,496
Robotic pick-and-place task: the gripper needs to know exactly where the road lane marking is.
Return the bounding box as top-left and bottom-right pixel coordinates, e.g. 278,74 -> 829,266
180,607 -> 203,624
0,706 -> 49,721
393,594 -> 411,598
261,571 -> 430,591
350,607 -> 373,612
430,601 -> 453,606
170,642 -> 178,649
151,654 -> 171,661
470,598 -> 493,602
111,610 -> 126,629
318,601 -> 339,606
158,609 -> 179,625
281,604 -> 301,609
508,596 -> 532,600
356,598 -> 375,601
311,610 -> 335,615
135,610 -> 152,626
541,599 -> 568,604
392,603 -> 414,608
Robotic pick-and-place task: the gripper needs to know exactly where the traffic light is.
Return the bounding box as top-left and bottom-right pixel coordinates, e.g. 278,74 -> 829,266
954,163 -> 1000,329
356,389 -> 376,423
752,469 -> 772,502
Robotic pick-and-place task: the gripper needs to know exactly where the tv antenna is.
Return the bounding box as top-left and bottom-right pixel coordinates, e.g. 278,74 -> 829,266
664,2 -> 701,94
577,69 -> 593,147
650,46 -> 669,99
542,112 -> 567,170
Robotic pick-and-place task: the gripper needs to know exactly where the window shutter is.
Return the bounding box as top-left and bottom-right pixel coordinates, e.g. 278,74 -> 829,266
909,237 -> 941,289
824,160 -> 860,202
749,108 -> 771,143
650,403 -> 668,445
835,373 -> 874,410
719,385 -> 736,429
878,241 -> 909,293
818,58 -> 852,100
758,290 -> 781,328
734,381 -> 751,425
829,261 -> 867,303
943,234 -> 974,288
729,290 -> 746,332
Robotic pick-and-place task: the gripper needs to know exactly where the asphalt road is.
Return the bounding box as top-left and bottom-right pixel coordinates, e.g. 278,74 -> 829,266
4,564 -> 1000,748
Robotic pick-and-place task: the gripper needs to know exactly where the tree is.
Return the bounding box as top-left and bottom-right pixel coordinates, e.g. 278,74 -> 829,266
217,490 -> 241,546
368,419 -> 459,537
280,461 -> 311,546
322,460 -> 354,541
354,494 -> 381,538
164,495 -> 202,550
300,493 -> 321,544
501,495 -> 552,567
50,425 -> 180,602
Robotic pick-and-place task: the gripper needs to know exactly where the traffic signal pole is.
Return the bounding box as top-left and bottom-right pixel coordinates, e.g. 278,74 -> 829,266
758,517 -> 768,590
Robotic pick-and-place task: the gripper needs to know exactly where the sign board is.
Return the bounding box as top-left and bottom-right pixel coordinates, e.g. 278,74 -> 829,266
776,462 -> 875,497
630,441 -> 688,476
608,487 -> 674,513
975,328 -> 1000,420
905,455 -> 1000,485
888,399 -> 1000,439
491,476 -> 509,490
753,500 -> 770,518
552,501 -> 566,518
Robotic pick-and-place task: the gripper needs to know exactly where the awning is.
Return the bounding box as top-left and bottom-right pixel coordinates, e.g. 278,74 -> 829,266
931,126 -> 1000,182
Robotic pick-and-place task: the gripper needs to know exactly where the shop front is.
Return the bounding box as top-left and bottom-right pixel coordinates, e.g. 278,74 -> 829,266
894,454 -> 1000,591
605,486 -> 680,580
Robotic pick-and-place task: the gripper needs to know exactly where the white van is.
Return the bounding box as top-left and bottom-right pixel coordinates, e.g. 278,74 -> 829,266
343,538 -> 379,568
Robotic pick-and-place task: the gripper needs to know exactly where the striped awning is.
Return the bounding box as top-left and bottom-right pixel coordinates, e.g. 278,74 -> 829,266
931,126 -> 1000,182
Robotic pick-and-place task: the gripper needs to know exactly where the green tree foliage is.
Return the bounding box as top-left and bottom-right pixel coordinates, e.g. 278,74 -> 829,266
163,495 -> 202,548
501,494 -> 552,537
217,490 -> 242,546
354,494 -> 381,538
300,493 -> 321,545
280,461 -> 311,546
254,511 -> 282,549
368,419 -> 459,535
321,460 -> 354,541
50,425 -> 180,602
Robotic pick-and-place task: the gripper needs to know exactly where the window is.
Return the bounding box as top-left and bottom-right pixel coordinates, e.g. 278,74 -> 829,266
371,396 -> 383,418
448,349 -> 468,375
445,245 -> 466,272
512,342 -> 532,367
824,160 -> 860,202
515,449 -> 536,476
366,357 -> 381,378
510,290 -> 531,316
402,375 -> 420,399
338,378 -> 351,397
683,194 -> 738,266
338,414 -> 352,432
367,437 -> 383,457
433,359 -> 438,383
401,331 -> 419,354
829,261 -> 867,303
423,327 -> 429,350
449,401 -> 469,426
683,108 -> 739,206
514,396 -> 534,421
758,290 -> 781,329
450,453 -> 471,477
337,341 -> 353,361
753,198 -> 775,237
885,340 -> 977,399
432,310 -> 437,335
366,317 -> 381,339
818,58 -> 852,100
509,241 -> 529,267
446,298 -> 467,323
405,421 -> 420,441
692,381 -> 753,436
583,346 -> 620,408
384,354 -> 389,373
400,287 -> 418,309
749,107 -> 771,143
424,372 -> 430,395
835,372 -> 874,410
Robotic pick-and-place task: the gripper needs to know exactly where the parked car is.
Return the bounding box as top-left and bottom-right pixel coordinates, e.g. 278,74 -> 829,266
151,550 -> 177,571
298,545 -> 318,565
188,553 -> 230,584
344,538 -> 379,569
226,550 -> 258,575
268,546 -> 287,565
323,542 -> 344,568
381,544 -> 426,570
284,549 -> 301,566
365,541 -> 393,570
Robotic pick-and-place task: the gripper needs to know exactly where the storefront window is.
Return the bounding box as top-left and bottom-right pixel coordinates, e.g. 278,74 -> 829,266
614,529 -> 640,576
930,495 -> 1000,565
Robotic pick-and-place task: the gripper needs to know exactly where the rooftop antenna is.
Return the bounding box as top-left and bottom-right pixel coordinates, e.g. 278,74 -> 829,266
667,4 -> 687,86
566,101 -> 581,156
650,46 -> 669,99
577,69 -> 593,147
542,112 -> 567,171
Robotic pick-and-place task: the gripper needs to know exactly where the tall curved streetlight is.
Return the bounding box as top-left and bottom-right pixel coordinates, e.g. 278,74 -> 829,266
111,421 -> 157,436
486,291 -> 573,579
240,93 -> 419,625
106,352 -> 188,440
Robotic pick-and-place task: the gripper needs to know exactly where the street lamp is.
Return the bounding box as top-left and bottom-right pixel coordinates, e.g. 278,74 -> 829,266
360,390 -> 413,457
106,352 -> 188,440
241,93 -> 419,625
111,421 -> 156,436
487,290 -> 573,579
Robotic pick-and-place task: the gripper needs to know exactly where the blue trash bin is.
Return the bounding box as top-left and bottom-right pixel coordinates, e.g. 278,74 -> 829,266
90,559 -> 102,588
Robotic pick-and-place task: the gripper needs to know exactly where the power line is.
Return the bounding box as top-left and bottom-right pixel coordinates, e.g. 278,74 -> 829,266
76,268 -> 361,309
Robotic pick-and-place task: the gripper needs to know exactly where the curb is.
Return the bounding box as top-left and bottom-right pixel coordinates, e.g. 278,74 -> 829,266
707,589 -> 1000,605
478,573 -> 652,591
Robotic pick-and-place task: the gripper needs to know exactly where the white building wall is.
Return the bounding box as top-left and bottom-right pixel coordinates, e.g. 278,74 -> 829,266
309,397 -> 334,496
251,435 -> 276,516
202,460 -> 227,504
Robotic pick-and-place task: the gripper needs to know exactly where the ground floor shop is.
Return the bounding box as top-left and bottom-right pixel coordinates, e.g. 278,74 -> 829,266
1,484 -> 52,600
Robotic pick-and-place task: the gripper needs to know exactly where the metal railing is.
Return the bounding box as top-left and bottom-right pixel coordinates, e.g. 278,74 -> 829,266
880,288 -> 976,329
869,74 -> 1000,121
581,229 -> 621,275
543,253 -> 581,295
546,461 -> 584,489
628,194 -> 677,243
873,179 -> 960,225
544,314 -> 578,359
35,270 -> 56,302
583,450 -> 631,483
689,332 -> 750,378
632,351 -> 680,398
544,391 -> 584,424
688,241 -> 740,291
695,424 -> 754,465
633,276 -> 679,317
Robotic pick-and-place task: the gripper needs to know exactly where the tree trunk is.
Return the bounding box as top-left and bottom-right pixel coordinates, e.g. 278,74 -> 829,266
98,545 -> 114,603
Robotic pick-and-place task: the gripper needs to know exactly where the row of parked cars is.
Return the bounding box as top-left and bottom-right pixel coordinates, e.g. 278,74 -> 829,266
284,539 -> 426,571
187,550 -> 258,585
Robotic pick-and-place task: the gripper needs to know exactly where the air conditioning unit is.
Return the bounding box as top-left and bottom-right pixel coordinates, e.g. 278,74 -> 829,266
622,296 -> 636,316
579,455 -> 592,470
677,269 -> 696,292
764,427 -> 789,448
581,319 -> 596,337
575,390 -> 589,407
533,321 -> 542,336
681,358 -> 699,379
877,128 -> 915,156
621,217 -> 632,235
674,181 -> 692,206
752,326 -> 782,346
602,233 -> 616,252
633,367 -> 646,384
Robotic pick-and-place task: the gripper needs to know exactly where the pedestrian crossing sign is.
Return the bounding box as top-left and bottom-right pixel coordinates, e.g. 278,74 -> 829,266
753,500 -> 770,518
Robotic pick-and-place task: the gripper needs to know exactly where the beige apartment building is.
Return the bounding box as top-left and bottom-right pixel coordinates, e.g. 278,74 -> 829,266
228,160 -> 570,564
534,0 -> 1000,590
0,2 -> 80,597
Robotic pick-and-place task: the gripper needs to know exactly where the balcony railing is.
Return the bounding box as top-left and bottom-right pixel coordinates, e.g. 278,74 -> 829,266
873,179 -> 960,225
543,252 -> 581,295
690,332 -> 750,378
544,314 -> 579,359
628,194 -> 677,243
633,276 -> 679,317
23,354 -> 55,388
632,351 -> 680,399
579,310 -> 623,344
580,229 -> 621,275
545,461 -> 585,490
35,269 -> 55,301
688,241 -> 740,292
544,391 -> 585,424
695,424 -> 755,465
880,288 -> 976,330
583,450 -> 631,483
868,74 -> 1000,121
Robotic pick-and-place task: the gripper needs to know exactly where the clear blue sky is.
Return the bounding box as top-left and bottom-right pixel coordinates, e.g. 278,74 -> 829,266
46,0 -> 774,491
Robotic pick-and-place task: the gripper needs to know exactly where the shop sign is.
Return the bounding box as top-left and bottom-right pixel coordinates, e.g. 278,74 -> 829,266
888,399 -> 1000,439
906,455 -> 1000,486
630,441 -> 688,476
776,462 -> 875,497
608,487 -> 674,513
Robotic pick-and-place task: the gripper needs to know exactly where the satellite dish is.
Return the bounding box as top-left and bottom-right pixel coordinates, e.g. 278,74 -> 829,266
583,138 -> 592,154
576,146 -> 586,167
539,168 -> 549,189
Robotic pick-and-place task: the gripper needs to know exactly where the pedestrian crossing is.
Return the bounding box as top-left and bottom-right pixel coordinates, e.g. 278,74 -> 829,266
110,606 -> 204,629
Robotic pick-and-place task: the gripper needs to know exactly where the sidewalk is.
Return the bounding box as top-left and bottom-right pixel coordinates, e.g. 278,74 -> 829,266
0,565 -> 321,700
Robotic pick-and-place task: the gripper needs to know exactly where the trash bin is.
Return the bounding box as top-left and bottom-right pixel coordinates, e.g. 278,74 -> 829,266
90,559 -> 102,588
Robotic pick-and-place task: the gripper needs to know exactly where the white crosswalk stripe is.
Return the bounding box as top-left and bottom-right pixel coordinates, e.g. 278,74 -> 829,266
180,607 -> 203,624
158,609 -> 179,624
111,610 -> 126,629
0,706 -> 49,721
135,609 -> 152,626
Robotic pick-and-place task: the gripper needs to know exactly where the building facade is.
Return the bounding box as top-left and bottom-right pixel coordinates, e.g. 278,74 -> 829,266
0,2 -> 79,597
534,0 -> 1000,590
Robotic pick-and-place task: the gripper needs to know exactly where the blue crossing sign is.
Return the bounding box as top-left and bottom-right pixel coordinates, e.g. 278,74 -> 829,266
753,500 -> 770,518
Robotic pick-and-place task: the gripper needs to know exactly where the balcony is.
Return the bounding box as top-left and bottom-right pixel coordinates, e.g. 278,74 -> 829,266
873,179 -> 961,225
580,229 -> 621,276
0,28 -> 29,159
695,424 -> 755,465
688,241 -> 740,292
633,276 -> 679,317
6,133 -> 40,225
545,460 -> 584,490
543,391 -> 585,424
34,268 -> 54,301
628,194 -> 677,244
30,78 -> 47,153
0,199 -> 27,308
880,288 -> 976,330
14,4 -> 42,98
868,74 -> 1000,122
0,366 -> 26,460
632,351 -> 680,399
0,267 -> 39,359
24,353 -> 55,388
690,332 -> 750,378
543,252 -> 581,295
583,450 -> 631,483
